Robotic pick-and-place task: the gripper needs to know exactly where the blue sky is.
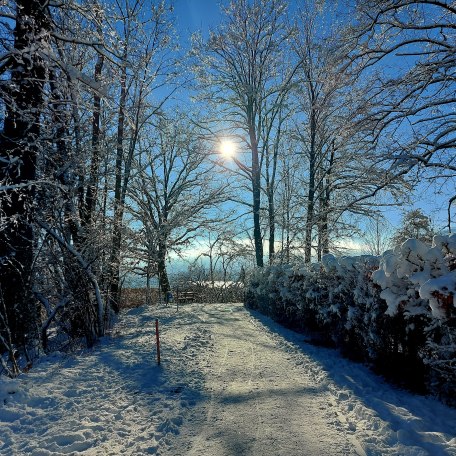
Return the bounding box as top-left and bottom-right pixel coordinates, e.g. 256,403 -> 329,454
173,0 -> 224,40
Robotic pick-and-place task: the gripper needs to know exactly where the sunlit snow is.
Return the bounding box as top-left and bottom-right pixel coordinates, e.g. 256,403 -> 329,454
1,303 -> 455,455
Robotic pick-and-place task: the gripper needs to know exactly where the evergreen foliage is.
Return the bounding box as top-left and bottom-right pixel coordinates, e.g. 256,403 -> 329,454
392,210 -> 435,246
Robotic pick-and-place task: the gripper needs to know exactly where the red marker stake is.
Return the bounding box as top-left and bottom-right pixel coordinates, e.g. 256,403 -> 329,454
155,318 -> 161,365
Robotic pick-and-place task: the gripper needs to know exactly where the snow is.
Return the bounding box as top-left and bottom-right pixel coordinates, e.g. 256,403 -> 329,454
372,234 -> 456,319
1,302 -> 456,455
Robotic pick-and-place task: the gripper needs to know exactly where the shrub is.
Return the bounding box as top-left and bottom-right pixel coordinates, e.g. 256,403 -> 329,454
245,234 -> 456,406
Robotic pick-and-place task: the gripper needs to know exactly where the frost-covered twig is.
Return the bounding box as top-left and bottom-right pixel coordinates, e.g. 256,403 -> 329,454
36,220 -> 105,338
0,295 -> 19,377
34,291 -> 70,350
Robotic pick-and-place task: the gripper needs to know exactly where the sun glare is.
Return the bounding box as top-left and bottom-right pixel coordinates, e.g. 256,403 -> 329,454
220,140 -> 236,159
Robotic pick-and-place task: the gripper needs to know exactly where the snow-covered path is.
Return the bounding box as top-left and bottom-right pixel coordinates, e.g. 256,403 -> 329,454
164,304 -> 354,456
1,302 -> 456,455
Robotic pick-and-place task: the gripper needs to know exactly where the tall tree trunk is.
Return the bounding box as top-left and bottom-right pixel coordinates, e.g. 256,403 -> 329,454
157,241 -> 170,293
146,257 -> 152,306
108,61 -> 127,313
316,170 -> 324,262
209,240 -> 215,287
268,190 -> 275,265
304,113 -> 316,263
265,113 -> 282,265
250,126 -> 264,267
304,191 -> 315,263
285,171 -> 292,265
0,0 -> 49,348
49,72 -> 81,247
83,52 -> 104,227
281,158 -> 292,264
319,193 -> 329,259
109,54 -> 143,312
64,67 -> 84,230
320,144 -> 335,257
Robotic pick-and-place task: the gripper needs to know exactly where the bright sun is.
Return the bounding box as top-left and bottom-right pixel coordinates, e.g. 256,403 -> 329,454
220,140 -> 236,158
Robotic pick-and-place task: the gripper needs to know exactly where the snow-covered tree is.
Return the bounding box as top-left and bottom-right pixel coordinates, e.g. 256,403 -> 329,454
345,1 -> 456,226
0,0 -> 190,365
392,209 -> 435,246
0,0 -> 52,352
291,2 -> 406,262
106,0 -> 177,312
128,115 -> 228,293
192,0 -> 297,267
362,215 -> 394,256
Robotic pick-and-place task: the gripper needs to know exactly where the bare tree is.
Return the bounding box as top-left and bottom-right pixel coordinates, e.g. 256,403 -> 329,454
128,115 -> 228,293
275,133 -> 307,264
82,3 -> 105,228
194,224 -> 252,286
0,0 -> 123,359
361,215 -> 394,255
192,0 -> 297,267
107,0 -> 176,312
291,1 -> 408,262
345,1 -> 456,225
0,0 -> 51,349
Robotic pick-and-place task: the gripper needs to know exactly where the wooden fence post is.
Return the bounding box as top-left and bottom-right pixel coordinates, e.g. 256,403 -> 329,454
155,318 -> 161,365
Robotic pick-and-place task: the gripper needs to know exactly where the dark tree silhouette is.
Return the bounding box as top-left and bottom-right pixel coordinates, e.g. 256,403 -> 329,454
0,0 -> 50,348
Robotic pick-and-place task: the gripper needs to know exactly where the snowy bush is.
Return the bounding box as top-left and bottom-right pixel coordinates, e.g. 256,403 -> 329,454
245,235 -> 456,406
372,234 -> 456,404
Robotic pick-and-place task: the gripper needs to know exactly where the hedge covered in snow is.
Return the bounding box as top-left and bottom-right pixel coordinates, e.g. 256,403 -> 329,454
245,235 -> 456,406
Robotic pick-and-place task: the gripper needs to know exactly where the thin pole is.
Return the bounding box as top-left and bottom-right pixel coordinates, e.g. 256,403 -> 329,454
155,318 -> 161,365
